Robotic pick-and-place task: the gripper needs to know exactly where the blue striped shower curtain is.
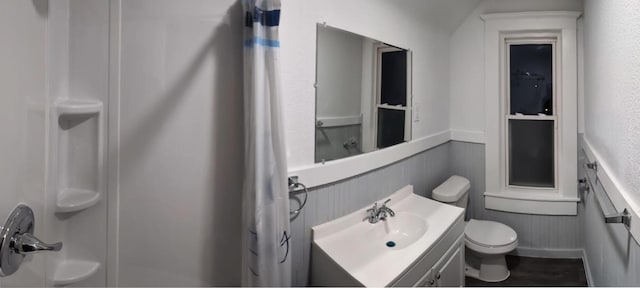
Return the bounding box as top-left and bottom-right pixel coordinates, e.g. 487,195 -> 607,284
242,0 -> 291,286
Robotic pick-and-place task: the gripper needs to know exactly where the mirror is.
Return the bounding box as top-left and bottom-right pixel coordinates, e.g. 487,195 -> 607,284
315,24 -> 412,163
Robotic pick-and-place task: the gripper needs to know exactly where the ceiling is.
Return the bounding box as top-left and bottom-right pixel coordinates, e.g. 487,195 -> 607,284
395,0 -> 482,33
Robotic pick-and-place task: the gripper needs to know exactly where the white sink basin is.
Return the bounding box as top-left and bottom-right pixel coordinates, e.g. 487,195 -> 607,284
312,185 -> 465,287
364,212 -> 428,250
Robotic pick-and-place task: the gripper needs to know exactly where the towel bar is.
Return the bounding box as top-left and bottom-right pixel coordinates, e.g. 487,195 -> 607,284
584,161 -> 631,230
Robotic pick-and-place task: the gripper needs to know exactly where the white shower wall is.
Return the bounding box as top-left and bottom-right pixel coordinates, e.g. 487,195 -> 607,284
46,0 -> 109,286
112,0 -> 243,285
0,0 -> 47,285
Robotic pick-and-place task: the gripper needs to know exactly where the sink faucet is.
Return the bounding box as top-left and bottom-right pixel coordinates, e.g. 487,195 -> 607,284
366,199 -> 395,223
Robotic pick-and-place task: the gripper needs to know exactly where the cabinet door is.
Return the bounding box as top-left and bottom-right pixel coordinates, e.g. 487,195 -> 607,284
436,246 -> 464,287
414,268 -> 434,287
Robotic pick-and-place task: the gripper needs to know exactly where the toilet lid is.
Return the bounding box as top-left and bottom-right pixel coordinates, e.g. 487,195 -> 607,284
465,219 -> 517,247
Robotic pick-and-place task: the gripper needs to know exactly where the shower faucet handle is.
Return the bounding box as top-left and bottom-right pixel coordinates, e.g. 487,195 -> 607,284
0,205 -> 63,277
13,233 -> 62,254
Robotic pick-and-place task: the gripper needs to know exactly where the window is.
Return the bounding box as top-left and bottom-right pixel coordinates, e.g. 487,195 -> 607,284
482,12 -> 581,216
374,46 -> 411,149
506,42 -> 557,189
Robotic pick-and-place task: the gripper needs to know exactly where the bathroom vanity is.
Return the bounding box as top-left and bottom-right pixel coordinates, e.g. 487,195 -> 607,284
311,185 -> 465,287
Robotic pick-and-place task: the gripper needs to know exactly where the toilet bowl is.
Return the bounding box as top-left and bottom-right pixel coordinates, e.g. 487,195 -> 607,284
432,176 -> 518,282
463,219 -> 518,282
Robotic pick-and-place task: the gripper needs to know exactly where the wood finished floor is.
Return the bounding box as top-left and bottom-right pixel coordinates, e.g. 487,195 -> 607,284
465,255 -> 588,287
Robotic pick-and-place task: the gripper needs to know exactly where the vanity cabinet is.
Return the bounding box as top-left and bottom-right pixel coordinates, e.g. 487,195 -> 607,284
390,219 -> 465,287
415,241 -> 464,287
434,245 -> 464,287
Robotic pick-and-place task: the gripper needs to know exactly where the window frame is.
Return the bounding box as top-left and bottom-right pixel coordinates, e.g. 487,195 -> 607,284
504,37 -> 559,191
482,11 -> 581,216
372,45 -> 412,149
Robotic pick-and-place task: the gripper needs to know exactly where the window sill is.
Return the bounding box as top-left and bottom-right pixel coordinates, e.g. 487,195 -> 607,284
484,191 -> 579,215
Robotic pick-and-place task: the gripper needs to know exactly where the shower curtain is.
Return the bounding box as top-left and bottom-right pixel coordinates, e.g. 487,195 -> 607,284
242,0 -> 291,286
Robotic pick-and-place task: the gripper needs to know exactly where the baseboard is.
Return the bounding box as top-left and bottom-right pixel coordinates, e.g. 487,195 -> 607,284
581,249 -> 594,287
509,247 -> 584,259
509,247 -> 593,286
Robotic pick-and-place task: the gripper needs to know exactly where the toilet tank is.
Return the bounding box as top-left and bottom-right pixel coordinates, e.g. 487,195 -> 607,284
432,175 -> 470,209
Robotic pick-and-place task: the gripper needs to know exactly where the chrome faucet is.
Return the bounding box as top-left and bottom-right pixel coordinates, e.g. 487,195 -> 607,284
366,199 -> 395,223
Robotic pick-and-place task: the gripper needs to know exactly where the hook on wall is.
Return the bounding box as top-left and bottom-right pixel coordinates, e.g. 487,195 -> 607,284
288,176 -> 308,216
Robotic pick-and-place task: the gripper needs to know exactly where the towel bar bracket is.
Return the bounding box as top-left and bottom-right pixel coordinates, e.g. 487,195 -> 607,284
605,208 -> 631,229
578,177 -> 589,192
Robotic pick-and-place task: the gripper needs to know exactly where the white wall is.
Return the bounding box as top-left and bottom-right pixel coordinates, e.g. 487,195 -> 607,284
583,0 -> 640,212
449,0 -> 584,139
114,0 -> 243,285
316,27 -> 363,118
281,0 -> 452,168
582,3 -> 640,284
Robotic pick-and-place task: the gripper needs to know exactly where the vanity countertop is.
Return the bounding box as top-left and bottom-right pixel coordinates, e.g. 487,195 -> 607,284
312,185 -> 465,287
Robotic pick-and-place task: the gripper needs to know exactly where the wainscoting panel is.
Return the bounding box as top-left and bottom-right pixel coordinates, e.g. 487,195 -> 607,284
449,141 -> 583,250
290,143 -> 451,286
578,134 -> 640,286
580,182 -> 640,286
292,140 -> 604,286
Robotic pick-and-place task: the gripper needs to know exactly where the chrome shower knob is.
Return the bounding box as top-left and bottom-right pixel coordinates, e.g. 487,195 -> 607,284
0,205 -> 63,277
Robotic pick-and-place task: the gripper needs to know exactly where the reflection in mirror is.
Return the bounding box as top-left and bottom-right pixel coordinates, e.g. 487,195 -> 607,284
315,24 -> 412,163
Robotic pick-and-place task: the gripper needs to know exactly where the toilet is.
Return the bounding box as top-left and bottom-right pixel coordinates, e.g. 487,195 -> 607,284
432,175 -> 518,282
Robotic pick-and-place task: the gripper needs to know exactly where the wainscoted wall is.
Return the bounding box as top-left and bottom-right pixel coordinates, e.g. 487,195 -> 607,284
578,136 -> 640,286
293,140 -> 590,285
580,178 -> 640,286
290,143 -> 451,286
449,141 -> 583,251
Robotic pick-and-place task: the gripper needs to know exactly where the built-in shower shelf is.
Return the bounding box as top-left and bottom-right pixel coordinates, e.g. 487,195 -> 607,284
55,99 -> 103,116
56,188 -> 101,213
53,260 -> 100,286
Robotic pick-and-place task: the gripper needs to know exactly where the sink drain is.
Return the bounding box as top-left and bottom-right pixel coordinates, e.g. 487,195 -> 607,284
385,241 -> 396,248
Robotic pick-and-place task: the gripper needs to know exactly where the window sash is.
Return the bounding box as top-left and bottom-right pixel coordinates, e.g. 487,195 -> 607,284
506,39 -> 557,117
505,39 -> 559,190
505,117 -> 557,189
373,46 -> 411,146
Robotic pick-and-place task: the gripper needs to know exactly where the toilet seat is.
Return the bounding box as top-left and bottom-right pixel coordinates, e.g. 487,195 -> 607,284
464,219 -> 518,253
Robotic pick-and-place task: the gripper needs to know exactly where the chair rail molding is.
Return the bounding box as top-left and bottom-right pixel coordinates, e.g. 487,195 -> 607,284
288,130 -> 450,188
